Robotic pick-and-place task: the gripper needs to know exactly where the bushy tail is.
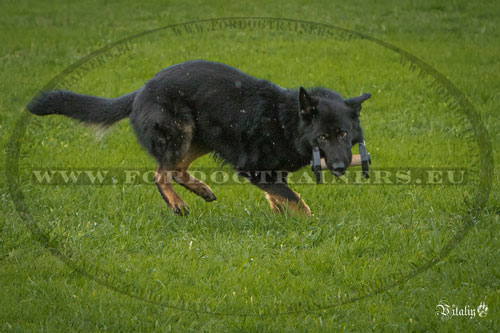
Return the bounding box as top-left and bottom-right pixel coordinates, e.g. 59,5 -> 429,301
28,90 -> 137,127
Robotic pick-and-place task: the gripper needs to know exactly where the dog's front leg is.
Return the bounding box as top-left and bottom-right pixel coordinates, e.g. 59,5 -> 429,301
264,189 -> 312,217
250,172 -> 312,217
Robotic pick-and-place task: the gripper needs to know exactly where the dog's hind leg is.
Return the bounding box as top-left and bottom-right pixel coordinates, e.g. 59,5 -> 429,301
172,147 -> 217,202
155,166 -> 190,216
250,172 -> 312,217
130,100 -> 196,215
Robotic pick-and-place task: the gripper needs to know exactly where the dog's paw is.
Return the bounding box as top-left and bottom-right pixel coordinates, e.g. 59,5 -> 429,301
172,203 -> 190,216
201,189 -> 216,202
167,197 -> 189,216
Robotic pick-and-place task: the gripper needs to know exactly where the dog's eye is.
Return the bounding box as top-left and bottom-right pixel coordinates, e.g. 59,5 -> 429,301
318,134 -> 328,141
334,129 -> 348,138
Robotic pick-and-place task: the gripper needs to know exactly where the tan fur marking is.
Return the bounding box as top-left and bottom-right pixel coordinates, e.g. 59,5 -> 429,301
265,192 -> 312,217
172,146 -> 216,202
155,167 -> 189,215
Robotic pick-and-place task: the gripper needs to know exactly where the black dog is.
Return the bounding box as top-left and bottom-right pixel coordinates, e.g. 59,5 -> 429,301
29,60 -> 371,216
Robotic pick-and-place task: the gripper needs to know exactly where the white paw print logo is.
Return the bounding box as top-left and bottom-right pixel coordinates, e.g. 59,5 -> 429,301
477,302 -> 488,317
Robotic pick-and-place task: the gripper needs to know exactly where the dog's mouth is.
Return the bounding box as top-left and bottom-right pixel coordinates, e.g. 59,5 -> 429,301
331,169 -> 346,177
329,161 -> 348,177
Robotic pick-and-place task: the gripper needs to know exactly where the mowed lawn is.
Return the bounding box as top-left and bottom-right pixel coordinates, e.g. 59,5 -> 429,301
1,0 -> 499,331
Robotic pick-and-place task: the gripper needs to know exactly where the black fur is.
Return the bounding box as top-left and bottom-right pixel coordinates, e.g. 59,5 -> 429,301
29,60 -> 371,214
28,90 -> 137,127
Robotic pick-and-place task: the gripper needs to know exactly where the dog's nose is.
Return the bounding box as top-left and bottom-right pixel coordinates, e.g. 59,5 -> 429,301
331,162 -> 346,177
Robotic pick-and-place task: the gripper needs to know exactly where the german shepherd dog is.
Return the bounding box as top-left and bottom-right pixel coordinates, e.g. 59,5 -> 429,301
29,60 -> 371,216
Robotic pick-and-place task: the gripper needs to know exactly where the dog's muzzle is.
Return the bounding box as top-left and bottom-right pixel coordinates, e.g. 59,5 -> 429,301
311,143 -> 371,184
330,162 -> 346,177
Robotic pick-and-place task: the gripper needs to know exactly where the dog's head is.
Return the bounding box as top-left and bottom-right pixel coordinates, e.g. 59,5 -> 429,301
298,87 -> 371,177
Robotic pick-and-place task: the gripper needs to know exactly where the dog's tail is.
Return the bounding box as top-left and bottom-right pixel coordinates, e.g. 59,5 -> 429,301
28,90 -> 137,127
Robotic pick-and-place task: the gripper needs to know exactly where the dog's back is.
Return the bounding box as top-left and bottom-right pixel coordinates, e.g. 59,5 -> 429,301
132,60 -> 303,171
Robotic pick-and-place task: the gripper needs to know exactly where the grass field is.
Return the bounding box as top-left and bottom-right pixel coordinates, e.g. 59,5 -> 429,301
1,0 -> 499,331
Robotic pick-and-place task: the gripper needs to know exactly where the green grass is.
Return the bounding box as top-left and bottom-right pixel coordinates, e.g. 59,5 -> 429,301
1,0 -> 499,331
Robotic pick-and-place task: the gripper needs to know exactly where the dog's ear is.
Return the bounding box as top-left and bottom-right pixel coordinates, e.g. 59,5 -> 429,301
345,93 -> 371,118
299,87 -> 317,119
